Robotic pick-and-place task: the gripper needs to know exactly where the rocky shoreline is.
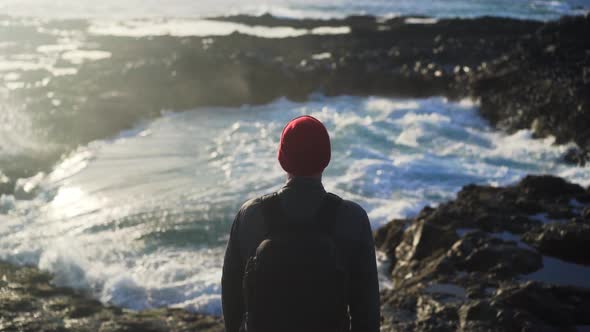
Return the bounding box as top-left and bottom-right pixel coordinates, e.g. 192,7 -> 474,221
2,13 -> 589,193
376,175 -> 590,331
2,175 -> 588,331
1,12 -> 589,332
0,262 -> 224,331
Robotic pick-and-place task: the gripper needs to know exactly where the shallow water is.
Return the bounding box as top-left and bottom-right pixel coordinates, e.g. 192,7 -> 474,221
1,96 -> 588,315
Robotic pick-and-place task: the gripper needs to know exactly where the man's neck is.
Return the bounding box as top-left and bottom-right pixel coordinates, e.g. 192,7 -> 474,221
287,173 -> 322,181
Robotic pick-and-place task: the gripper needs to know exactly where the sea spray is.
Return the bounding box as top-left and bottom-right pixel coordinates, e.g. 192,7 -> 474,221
0,96 -> 588,315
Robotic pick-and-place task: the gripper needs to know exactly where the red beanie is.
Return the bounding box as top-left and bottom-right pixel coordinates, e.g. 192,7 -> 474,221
278,115 -> 331,176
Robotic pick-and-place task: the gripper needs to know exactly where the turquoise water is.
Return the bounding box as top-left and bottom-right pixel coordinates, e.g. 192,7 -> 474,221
1,96 -> 588,314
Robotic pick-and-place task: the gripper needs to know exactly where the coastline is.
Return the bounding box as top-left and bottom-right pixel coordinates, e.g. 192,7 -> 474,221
376,175 -> 590,331
2,175 -> 588,331
0,261 -> 224,331
1,12 -> 589,331
3,13 -> 589,193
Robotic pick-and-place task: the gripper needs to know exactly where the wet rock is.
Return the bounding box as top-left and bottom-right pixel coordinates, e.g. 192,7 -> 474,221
4,14 -> 546,176
448,232 -> 542,277
66,298 -> 103,318
518,175 -> 587,200
395,220 -> 458,264
0,262 -> 224,332
470,16 -> 590,154
563,147 -> 589,166
458,300 -> 500,331
523,221 -> 590,265
494,281 -> 590,326
374,219 -> 410,265
377,176 -> 589,332
392,220 -> 458,286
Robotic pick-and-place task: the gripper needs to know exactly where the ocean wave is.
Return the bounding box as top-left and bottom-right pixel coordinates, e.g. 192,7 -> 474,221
0,96 -> 588,315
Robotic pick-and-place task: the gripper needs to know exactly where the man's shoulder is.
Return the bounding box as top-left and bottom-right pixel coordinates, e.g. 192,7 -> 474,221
328,194 -> 372,230
237,193 -> 274,217
330,194 -> 368,220
338,198 -> 368,216
329,195 -> 374,243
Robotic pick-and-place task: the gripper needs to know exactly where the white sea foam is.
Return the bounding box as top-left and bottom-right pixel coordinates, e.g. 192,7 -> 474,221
0,96 -> 588,315
88,19 -> 349,38
376,251 -> 393,290
61,50 -> 112,64
405,17 -> 439,24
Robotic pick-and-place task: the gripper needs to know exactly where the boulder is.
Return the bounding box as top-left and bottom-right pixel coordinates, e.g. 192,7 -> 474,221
374,219 -> 410,259
0,262 -> 224,332
517,175 -> 587,200
562,147 -> 589,166
378,177 -> 590,332
523,221 -> 590,265
448,232 -> 542,277
494,281 -> 590,326
393,220 -> 458,283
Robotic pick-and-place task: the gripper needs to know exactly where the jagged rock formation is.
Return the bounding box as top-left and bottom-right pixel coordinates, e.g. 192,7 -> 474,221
0,14 -> 546,189
0,262 -> 224,332
3,14 -> 588,193
1,12 -> 589,331
375,175 -> 590,331
470,14 -> 590,165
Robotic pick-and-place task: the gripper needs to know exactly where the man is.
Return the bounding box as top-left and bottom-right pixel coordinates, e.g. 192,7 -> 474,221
221,115 -> 380,332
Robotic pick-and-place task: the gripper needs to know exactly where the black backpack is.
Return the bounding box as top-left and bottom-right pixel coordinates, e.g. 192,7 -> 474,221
242,192 -> 349,332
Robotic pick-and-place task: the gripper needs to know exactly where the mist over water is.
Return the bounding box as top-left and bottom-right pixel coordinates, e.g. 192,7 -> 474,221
1,96 -> 588,315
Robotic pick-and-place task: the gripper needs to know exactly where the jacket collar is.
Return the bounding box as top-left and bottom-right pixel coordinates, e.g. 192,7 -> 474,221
281,176 -> 326,193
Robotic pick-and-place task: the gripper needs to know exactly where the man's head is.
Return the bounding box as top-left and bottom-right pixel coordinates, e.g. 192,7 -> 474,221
278,115 -> 331,177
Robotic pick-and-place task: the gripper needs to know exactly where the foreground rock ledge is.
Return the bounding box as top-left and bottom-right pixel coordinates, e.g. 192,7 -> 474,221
0,262 -> 224,332
375,175 -> 590,332
1,175 -> 589,331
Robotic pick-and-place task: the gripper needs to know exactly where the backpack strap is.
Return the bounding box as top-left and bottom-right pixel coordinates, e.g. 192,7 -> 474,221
315,193 -> 343,234
261,193 -> 284,237
261,192 -> 343,236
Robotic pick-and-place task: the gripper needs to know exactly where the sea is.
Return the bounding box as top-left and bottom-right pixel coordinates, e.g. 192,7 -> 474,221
1,0 -> 589,316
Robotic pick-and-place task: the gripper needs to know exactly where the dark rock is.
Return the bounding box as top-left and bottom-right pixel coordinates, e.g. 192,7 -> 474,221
563,147 -> 589,166
374,219 -> 410,261
458,300 -> 497,326
392,220 -> 458,286
416,294 -> 460,323
395,220 -> 458,263
514,198 -> 544,215
470,16 -> 590,153
67,298 -> 103,318
517,175 -> 586,200
0,261 -> 224,332
378,176 -> 589,332
523,221 -> 590,265
448,232 -> 542,276
5,14 -> 589,187
3,14 -> 547,177
494,281 -> 590,326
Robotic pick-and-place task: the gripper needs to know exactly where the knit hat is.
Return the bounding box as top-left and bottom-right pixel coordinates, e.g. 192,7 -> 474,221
278,115 -> 331,176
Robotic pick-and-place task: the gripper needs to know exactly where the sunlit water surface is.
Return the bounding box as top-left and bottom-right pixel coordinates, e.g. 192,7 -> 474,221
0,96 -> 588,315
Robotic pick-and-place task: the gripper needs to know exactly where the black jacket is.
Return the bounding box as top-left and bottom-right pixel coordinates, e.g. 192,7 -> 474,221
221,177 -> 380,332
